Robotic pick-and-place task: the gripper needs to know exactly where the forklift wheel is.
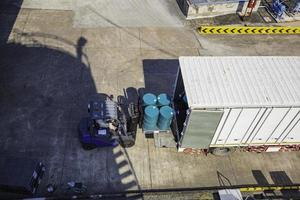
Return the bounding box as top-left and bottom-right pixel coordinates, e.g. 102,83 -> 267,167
81,143 -> 96,150
211,147 -> 235,156
121,138 -> 135,148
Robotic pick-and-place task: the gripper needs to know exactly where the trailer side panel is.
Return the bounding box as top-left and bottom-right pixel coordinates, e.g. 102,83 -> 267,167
209,107 -> 300,147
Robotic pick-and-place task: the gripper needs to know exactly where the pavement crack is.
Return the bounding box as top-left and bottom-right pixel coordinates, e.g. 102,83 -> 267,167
228,156 -> 239,185
147,139 -> 153,188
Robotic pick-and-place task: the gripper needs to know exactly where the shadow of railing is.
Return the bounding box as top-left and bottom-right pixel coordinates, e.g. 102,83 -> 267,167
217,171 -> 232,187
252,170 -> 300,199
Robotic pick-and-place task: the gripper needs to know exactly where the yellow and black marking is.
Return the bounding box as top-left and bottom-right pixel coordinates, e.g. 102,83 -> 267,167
240,186 -> 300,192
198,26 -> 300,34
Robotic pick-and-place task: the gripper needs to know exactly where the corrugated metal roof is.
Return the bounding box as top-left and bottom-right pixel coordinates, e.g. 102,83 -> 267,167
179,56 -> 300,108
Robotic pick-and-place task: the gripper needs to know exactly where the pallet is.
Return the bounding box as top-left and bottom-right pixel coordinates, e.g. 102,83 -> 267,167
143,128 -> 171,134
143,128 -> 172,139
153,132 -> 177,148
142,128 -> 176,148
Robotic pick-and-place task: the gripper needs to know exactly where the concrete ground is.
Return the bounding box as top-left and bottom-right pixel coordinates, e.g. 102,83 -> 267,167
19,0 -> 185,27
1,1 -> 300,199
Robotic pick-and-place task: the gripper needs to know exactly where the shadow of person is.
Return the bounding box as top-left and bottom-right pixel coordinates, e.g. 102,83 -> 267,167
76,37 -> 87,63
0,34 -> 140,198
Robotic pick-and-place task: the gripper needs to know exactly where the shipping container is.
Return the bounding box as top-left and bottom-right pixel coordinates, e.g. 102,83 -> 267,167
173,56 -> 300,154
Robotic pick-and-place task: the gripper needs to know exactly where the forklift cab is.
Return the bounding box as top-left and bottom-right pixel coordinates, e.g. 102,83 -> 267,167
79,94 -> 138,150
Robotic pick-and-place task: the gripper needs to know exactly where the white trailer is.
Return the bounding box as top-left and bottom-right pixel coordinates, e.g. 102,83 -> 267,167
173,56 -> 300,154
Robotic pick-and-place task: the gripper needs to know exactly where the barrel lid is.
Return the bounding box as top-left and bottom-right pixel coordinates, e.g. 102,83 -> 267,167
144,105 -> 159,116
157,93 -> 171,106
159,106 -> 174,118
143,93 -> 157,105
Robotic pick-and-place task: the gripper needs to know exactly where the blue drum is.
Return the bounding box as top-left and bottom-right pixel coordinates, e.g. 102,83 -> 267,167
157,93 -> 171,106
142,93 -> 157,106
158,106 -> 174,130
143,106 -> 159,130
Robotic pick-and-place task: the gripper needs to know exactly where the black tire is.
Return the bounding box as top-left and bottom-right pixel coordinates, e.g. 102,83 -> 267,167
211,147 -> 235,156
120,137 -> 135,148
81,143 -> 96,150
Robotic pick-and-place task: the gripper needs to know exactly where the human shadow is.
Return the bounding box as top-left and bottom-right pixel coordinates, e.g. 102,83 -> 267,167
0,28 -> 141,200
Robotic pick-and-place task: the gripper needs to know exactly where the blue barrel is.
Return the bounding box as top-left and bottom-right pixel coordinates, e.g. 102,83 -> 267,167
158,106 -> 174,130
143,106 -> 159,130
157,93 -> 171,106
142,93 -> 157,106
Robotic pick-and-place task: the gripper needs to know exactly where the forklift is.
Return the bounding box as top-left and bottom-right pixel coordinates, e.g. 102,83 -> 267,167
78,94 -> 139,150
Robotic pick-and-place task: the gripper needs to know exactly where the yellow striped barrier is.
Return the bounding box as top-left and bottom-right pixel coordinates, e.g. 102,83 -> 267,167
198,26 -> 300,34
240,186 -> 300,192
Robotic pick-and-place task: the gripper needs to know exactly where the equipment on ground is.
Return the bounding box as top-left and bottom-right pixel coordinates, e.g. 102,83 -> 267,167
46,184 -> 56,193
239,0 -> 258,19
67,182 -> 87,194
0,157 -> 45,194
78,94 -> 139,150
272,0 -> 286,20
293,1 -> 300,13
